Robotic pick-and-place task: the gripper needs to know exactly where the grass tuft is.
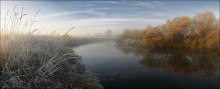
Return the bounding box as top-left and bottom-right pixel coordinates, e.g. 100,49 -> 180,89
0,6 -> 103,89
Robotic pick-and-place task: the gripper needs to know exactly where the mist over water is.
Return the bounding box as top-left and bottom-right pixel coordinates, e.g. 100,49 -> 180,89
75,41 -> 220,89
1,1 -> 219,89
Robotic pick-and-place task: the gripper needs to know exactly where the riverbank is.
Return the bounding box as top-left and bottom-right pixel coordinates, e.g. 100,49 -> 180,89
0,34 -> 104,89
0,7 -> 103,88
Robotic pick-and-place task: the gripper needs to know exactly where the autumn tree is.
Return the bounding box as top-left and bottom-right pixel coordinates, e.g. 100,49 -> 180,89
116,11 -> 219,49
193,11 -> 216,48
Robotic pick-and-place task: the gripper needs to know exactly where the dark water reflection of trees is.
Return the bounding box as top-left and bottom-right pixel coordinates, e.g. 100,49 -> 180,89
115,44 -> 220,77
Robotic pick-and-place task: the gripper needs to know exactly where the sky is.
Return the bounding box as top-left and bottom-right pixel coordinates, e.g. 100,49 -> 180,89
1,0 -> 219,36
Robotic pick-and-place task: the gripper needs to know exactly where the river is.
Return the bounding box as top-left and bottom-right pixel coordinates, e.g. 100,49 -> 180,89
74,41 -> 220,89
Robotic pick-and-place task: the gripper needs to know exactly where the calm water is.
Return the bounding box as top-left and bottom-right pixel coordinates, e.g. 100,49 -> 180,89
74,41 -> 220,89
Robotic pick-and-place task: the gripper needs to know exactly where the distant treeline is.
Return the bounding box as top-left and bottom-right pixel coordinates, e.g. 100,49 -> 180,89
116,12 -> 219,49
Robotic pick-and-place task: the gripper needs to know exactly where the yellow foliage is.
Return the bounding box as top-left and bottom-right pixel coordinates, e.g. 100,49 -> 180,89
116,11 -> 219,49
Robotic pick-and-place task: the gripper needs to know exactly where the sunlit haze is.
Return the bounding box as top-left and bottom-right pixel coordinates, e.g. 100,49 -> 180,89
1,1 -> 219,36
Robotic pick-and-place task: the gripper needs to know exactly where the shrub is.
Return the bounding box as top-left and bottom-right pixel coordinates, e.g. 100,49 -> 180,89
116,11 -> 219,50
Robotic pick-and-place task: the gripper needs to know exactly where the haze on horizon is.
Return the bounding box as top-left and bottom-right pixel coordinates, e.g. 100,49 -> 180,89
1,0 -> 219,36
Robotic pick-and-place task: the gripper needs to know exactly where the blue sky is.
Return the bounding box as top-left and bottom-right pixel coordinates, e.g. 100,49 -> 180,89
1,1 -> 219,36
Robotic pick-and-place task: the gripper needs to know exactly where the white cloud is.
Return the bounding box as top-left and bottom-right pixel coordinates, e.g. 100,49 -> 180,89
92,1 -> 119,4
131,1 -> 162,7
93,7 -> 113,10
60,18 -> 164,27
40,9 -> 106,19
133,2 -> 153,7
74,4 -> 94,7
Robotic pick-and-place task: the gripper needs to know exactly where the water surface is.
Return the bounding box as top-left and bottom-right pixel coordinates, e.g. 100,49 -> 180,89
74,41 -> 220,89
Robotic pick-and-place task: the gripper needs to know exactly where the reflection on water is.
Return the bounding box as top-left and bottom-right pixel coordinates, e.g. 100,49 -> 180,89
115,44 -> 220,77
75,41 -> 220,89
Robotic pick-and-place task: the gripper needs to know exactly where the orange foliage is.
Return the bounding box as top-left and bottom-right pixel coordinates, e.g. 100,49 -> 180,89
116,11 -> 219,49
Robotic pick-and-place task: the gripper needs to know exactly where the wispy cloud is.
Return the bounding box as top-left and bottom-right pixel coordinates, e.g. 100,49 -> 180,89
93,7 -> 113,10
70,18 -> 163,22
131,1 -> 162,7
133,2 -> 153,7
106,11 -> 171,19
61,17 -> 164,27
135,12 -> 169,17
92,1 -> 119,4
41,9 -> 106,19
74,4 -> 94,7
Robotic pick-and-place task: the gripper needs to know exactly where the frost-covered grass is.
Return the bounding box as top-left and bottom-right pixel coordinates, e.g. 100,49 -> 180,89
0,6 -> 103,89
